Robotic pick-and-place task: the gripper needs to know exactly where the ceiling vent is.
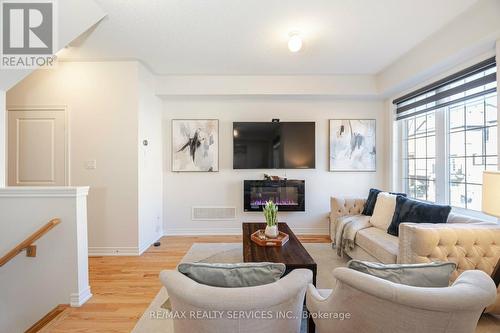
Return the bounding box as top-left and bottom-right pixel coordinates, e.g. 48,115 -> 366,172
192,206 -> 237,221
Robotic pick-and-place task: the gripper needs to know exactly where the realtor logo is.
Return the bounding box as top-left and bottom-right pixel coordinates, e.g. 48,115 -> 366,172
1,0 -> 57,69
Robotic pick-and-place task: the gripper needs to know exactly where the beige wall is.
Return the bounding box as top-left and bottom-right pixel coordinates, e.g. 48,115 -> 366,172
7,62 -> 141,252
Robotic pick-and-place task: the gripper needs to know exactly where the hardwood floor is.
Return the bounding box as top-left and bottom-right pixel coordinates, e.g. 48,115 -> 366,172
39,235 -> 499,332
40,235 -> 328,332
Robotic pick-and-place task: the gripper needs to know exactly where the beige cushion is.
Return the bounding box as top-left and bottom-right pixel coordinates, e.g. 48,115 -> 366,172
370,192 -> 397,230
356,227 -> 398,263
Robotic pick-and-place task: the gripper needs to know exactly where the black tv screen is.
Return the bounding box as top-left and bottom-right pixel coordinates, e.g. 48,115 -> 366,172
233,122 -> 315,169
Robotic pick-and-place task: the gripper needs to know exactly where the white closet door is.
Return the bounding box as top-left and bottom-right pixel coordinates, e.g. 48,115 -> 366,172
8,109 -> 67,186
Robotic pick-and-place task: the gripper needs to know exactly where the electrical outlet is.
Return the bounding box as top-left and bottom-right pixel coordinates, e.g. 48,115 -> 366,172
85,160 -> 97,170
155,216 -> 161,233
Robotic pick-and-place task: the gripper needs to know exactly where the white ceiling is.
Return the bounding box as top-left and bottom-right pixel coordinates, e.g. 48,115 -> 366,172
60,0 -> 479,75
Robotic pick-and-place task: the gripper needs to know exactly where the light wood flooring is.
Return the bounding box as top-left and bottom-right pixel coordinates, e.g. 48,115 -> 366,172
39,235 -> 499,332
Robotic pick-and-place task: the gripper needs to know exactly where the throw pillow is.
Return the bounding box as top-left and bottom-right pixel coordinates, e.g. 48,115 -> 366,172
347,260 -> 457,287
370,192 -> 397,230
362,188 -> 406,216
177,262 -> 286,288
387,196 -> 452,236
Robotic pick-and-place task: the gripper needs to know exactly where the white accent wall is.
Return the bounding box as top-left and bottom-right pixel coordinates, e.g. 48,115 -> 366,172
163,97 -> 388,235
0,187 -> 90,332
138,65 -> 163,252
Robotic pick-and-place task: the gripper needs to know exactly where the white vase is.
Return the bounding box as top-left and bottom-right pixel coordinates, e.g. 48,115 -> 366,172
265,225 -> 279,239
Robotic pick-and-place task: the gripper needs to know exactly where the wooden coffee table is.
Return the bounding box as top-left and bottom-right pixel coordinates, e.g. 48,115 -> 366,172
242,222 -> 317,333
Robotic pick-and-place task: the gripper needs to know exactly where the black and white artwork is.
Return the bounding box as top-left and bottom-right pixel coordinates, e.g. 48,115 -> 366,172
329,119 -> 376,171
172,119 -> 219,172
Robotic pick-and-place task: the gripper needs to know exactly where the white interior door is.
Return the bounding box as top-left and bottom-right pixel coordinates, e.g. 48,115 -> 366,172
8,108 -> 67,186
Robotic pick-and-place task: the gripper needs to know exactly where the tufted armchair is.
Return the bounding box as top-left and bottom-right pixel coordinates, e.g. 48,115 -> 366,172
160,269 -> 312,333
306,267 -> 497,333
399,222 -> 500,312
329,196 -> 500,313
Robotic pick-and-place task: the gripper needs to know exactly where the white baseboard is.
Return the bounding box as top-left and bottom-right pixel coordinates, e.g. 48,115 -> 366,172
138,242 -> 151,255
89,228 -> 328,255
290,227 -> 330,235
88,247 -> 141,256
89,232 -> 162,256
138,232 -> 162,255
163,227 -> 329,236
164,227 -> 241,236
70,286 -> 92,307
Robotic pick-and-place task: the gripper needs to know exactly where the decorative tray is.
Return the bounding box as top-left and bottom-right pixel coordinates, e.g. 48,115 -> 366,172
250,230 -> 289,247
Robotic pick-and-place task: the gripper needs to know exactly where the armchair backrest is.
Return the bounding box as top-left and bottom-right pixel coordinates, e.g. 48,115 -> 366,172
306,267 -> 496,333
398,222 -> 500,313
160,268 -> 312,333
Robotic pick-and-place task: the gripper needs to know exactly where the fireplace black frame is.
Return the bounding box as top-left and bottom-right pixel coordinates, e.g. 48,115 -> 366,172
243,180 -> 305,212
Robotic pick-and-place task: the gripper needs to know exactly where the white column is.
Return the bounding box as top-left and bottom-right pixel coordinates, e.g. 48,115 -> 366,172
0,90 -> 5,187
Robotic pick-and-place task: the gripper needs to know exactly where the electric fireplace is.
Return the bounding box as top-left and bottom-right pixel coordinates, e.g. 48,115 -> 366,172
244,180 -> 305,212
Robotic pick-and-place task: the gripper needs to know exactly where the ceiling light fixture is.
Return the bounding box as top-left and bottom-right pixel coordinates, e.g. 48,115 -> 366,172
288,31 -> 302,53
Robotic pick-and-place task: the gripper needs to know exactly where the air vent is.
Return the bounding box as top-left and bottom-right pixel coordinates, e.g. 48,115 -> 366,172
192,206 -> 236,221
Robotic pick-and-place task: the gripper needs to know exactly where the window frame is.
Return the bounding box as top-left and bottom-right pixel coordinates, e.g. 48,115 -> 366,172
401,112 -> 437,202
397,64 -> 497,217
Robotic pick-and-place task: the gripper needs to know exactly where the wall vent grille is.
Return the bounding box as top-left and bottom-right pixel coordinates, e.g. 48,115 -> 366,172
192,206 -> 237,221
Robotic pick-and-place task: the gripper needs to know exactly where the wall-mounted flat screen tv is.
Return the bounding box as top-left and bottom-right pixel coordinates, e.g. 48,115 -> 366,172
233,122 -> 315,169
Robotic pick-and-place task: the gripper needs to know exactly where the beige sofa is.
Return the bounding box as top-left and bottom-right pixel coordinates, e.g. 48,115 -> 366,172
330,196 -> 500,313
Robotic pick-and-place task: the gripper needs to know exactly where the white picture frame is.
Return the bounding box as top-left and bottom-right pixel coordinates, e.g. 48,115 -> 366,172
329,119 -> 376,172
172,119 -> 219,172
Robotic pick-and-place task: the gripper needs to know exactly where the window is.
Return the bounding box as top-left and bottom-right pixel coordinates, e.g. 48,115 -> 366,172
395,58 -> 497,211
448,92 -> 497,210
403,112 -> 436,201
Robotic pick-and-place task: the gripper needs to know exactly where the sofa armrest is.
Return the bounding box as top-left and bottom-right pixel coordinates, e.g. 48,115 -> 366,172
329,197 -> 366,242
330,197 -> 366,220
398,223 -> 500,275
